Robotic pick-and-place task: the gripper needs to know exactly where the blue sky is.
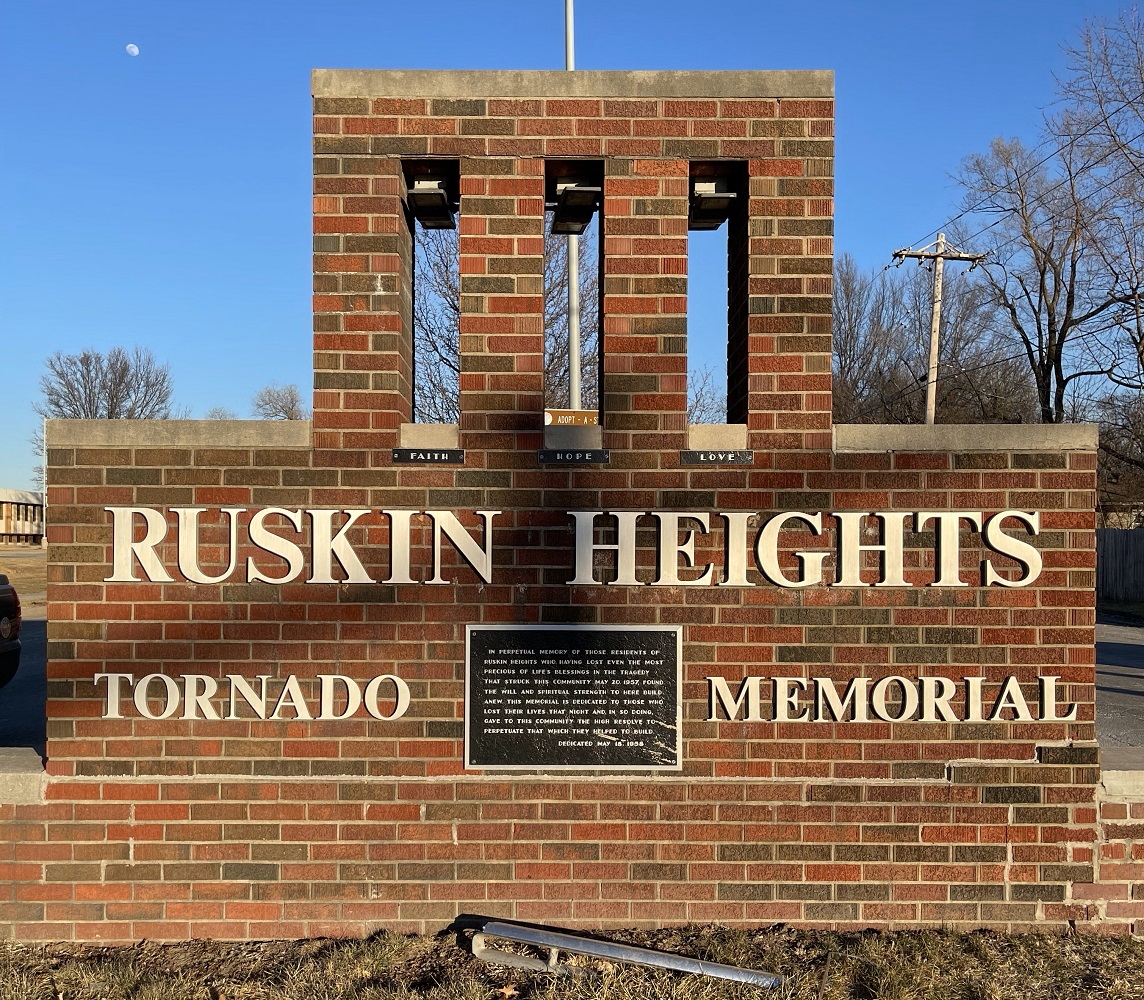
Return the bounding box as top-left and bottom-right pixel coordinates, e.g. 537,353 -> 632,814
0,0 -> 1128,490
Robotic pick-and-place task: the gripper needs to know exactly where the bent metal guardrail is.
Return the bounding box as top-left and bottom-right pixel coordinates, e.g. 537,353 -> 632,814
453,915 -> 784,988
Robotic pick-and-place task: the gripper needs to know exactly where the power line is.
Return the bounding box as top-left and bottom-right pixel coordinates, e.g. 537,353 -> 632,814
966,148 -> 1144,260
951,125 -> 1144,251
897,86 -> 1144,253
844,345 -> 1032,422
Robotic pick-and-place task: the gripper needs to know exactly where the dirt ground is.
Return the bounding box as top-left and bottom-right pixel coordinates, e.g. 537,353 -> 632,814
1,925 -> 1143,1000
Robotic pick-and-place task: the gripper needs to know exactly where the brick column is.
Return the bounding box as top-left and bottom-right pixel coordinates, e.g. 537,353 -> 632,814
601,158 -> 689,455
744,99 -> 835,453
313,100 -> 420,467
457,158 -> 546,450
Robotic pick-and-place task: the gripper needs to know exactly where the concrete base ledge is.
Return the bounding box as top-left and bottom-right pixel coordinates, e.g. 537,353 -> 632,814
400,423 -> 459,449
0,747 -> 45,804
834,423 -> 1098,453
545,424 -> 604,450
1102,747 -> 1144,770
45,419 -> 311,449
313,69 -> 834,100
1102,770 -> 1144,798
1101,747 -> 1144,797
689,423 -> 748,450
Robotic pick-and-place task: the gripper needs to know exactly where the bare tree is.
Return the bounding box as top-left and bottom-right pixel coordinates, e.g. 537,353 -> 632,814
251,384 -> 308,420
413,220 -> 600,423
540,219 -> 600,412
686,364 -> 727,423
31,346 -> 178,488
1058,10 -> 1144,186
832,253 -> 1035,424
412,226 -> 463,423
205,406 -> 238,420
832,254 -> 912,422
1085,389 -> 1144,524
1054,22 -> 1144,389
35,346 -> 175,421
954,137 -> 1139,422
1037,10 -> 1144,517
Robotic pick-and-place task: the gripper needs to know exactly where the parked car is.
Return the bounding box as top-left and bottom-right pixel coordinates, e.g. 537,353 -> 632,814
0,573 -> 21,689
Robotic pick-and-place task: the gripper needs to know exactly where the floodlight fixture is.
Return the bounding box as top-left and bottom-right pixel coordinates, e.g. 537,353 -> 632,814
688,178 -> 737,231
550,182 -> 601,235
406,177 -> 456,230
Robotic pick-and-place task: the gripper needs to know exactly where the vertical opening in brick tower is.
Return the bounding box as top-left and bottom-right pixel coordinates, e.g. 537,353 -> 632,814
544,160 -> 603,417
404,160 -> 461,423
687,161 -> 748,426
686,225 -> 728,422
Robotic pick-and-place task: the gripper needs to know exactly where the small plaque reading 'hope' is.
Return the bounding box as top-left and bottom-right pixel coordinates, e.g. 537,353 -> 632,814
537,449 -> 610,464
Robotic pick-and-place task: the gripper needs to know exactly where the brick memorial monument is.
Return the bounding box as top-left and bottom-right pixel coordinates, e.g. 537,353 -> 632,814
2,69 -> 1140,941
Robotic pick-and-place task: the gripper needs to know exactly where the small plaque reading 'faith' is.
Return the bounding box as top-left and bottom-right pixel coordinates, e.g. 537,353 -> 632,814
392,449 -> 465,464
679,450 -> 754,465
538,449 -> 610,464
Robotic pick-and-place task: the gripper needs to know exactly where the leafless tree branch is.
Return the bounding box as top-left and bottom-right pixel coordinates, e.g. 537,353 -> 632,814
35,347 -> 175,421
251,384 -> 309,420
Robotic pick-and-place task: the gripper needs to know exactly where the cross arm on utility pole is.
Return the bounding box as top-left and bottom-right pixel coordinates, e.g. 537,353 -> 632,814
891,233 -> 988,425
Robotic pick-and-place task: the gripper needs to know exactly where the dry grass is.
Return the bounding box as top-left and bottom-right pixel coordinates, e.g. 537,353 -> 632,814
0,547 -> 46,600
1,925 -> 1142,1000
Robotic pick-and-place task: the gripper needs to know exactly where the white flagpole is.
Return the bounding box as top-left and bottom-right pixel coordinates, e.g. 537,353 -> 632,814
565,0 -> 581,410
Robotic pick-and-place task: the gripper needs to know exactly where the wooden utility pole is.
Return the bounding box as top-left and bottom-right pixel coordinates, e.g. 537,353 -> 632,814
892,233 -> 987,424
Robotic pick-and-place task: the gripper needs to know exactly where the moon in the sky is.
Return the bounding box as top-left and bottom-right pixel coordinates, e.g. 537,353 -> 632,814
126,43 -> 139,56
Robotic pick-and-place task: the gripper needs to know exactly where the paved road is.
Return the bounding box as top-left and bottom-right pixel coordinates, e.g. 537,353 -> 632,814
1095,610 -> 1144,754
0,607 -> 45,757
0,604 -> 1140,762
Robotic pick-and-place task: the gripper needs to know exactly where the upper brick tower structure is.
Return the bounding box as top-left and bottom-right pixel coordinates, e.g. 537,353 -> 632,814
310,69 -> 835,464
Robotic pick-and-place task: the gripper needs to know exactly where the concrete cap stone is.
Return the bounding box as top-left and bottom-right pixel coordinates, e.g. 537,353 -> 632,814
834,423 -> 1098,453
544,424 -> 604,450
313,69 -> 833,100
45,419 -> 311,449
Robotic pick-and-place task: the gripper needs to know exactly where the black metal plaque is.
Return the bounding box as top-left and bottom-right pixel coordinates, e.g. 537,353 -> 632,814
537,449 -> 610,464
392,448 -> 465,464
466,625 -> 681,770
679,450 -> 753,465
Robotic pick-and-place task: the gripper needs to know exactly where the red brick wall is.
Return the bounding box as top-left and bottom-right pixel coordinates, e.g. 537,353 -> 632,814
0,71 -> 1119,942
1087,780 -> 1144,933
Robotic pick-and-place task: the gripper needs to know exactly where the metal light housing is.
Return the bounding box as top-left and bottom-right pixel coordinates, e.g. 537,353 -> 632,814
406,177 -> 456,230
688,179 -> 737,231
550,182 -> 601,235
